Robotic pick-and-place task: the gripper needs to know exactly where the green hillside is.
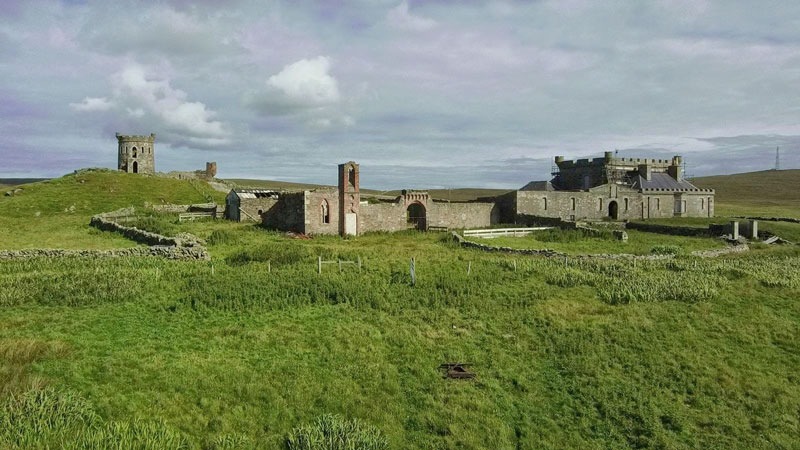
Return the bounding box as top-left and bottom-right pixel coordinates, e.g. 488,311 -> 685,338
0,169 -> 224,249
691,169 -> 800,216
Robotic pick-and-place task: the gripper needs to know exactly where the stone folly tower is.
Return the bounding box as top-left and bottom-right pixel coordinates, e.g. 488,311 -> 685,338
338,161 -> 360,236
117,133 -> 155,174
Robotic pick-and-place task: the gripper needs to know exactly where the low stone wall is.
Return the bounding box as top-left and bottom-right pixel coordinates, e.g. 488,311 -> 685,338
0,246 -> 209,260
626,222 -> 711,236
451,231 -> 744,260
451,231 -> 565,257
734,216 -> 800,224
151,203 -> 220,216
83,208 -> 209,260
691,245 -> 749,258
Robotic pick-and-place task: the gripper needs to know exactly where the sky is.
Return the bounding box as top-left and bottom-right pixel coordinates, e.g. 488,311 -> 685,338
1,0 -> 799,189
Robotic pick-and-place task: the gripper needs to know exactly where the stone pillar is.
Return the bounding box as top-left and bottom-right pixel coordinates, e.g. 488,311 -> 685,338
730,220 -> 739,240
749,220 -> 758,239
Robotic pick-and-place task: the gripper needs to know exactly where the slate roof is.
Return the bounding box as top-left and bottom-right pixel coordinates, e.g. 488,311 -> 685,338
230,188 -> 280,199
631,173 -> 701,191
519,180 -> 554,191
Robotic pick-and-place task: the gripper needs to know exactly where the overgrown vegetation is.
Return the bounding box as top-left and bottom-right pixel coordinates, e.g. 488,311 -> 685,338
0,169 -> 799,448
287,414 -> 388,450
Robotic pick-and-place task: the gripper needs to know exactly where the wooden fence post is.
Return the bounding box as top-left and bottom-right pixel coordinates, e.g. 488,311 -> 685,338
467,261 -> 472,276
318,256 -> 322,275
410,257 -> 416,286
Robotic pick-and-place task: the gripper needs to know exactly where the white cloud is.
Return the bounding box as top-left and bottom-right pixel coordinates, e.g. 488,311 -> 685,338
387,1 -> 437,31
266,56 -> 340,107
70,96 -> 113,112
246,56 -> 353,130
111,64 -> 229,141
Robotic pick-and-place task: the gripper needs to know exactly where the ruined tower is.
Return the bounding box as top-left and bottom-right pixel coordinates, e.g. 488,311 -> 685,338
338,161 -> 360,236
117,133 -> 155,174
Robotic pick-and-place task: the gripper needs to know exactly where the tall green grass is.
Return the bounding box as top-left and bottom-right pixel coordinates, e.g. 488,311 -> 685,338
0,222 -> 798,448
287,414 -> 388,450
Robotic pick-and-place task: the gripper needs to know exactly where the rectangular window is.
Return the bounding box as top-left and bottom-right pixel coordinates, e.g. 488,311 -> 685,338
701,198 -> 705,210
624,198 -> 629,211
571,198 -> 576,210
598,198 -> 603,211
656,198 -> 660,210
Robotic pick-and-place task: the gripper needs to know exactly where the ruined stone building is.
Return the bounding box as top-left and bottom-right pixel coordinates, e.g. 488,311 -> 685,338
117,133 -> 155,174
509,152 -> 715,221
227,153 -> 715,236
225,162 -> 499,235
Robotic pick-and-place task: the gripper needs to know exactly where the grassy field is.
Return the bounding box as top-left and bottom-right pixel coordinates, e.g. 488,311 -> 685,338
0,170 -> 223,249
691,169 -> 800,217
0,169 -> 799,449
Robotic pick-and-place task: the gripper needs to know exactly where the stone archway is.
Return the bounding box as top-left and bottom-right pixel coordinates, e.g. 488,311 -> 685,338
407,202 -> 426,230
608,200 -> 619,220
132,161 -> 139,174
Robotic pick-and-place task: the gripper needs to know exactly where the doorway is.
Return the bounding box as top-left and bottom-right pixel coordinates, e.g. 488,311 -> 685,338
407,202 -> 426,230
608,200 -> 619,220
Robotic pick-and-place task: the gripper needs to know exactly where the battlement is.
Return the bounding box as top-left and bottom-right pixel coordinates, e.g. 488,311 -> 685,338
116,133 -> 156,143
555,153 -> 680,169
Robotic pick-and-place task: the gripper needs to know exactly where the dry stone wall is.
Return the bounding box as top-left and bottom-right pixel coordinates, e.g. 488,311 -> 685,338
0,246 -> 208,260
84,207 -> 209,260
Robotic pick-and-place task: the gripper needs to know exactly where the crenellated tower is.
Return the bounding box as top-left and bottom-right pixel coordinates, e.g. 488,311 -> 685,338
117,133 -> 156,174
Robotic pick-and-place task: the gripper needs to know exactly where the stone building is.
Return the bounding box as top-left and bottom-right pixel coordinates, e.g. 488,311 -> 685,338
225,189 -> 280,222
227,153 -> 714,236
226,161 -> 499,235
507,152 -> 714,222
117,133 -> 155,174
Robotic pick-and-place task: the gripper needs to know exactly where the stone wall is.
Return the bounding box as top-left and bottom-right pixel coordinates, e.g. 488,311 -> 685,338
152,203 -> 219,216
0,246 -> 208,260
517,190 -> 643,221
262,192 -> 305,232
2,207 -> 212,261
625,221 -> 711,237
360,202 -> 409,233
427,201 -> 498,229
303,189 -> 340,235
90,208 -> 205,248
243,198 -> 280,222
358,200 -> 499,232
515,188 -> 713,221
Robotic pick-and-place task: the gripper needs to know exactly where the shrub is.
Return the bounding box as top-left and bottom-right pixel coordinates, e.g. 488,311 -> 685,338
287,414 -> 388,450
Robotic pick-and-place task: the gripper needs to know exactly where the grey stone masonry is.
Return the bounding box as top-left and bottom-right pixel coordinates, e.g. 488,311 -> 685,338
117,132 -> 156,174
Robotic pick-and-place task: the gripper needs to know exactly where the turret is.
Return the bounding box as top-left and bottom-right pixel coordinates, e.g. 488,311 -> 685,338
117,133 -> 156,174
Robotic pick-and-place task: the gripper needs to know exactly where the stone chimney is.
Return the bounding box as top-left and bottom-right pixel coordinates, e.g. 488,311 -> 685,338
638,164 -> 651,181
668,155 -> 682,181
